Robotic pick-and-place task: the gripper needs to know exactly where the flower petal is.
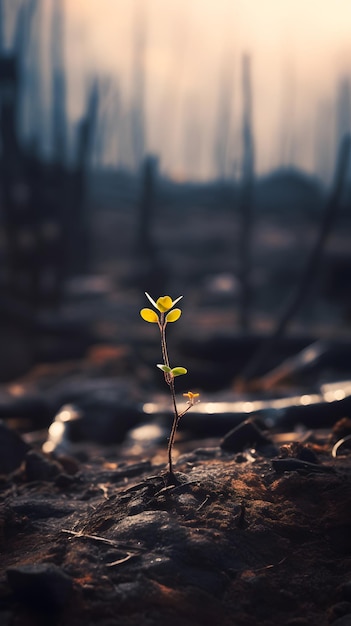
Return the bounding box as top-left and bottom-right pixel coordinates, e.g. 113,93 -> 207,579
156,296 -> 173,312
183,391 -> 199,399
166,308 -> 181,323
140,308 -> 159,323
183,391 -> 200,403
171,366 -> 187,377
172,295 -> 183,307
144,292 -> 158,309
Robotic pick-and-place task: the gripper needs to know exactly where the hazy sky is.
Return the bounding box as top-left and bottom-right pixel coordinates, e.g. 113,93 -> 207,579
43,1 -> 351,179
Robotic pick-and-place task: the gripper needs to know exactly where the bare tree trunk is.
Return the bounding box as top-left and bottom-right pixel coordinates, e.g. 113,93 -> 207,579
131,9 -> 146,171
72,81 -> 99,275
51,0 -> 66,164
213,61 -> 233,181
238,54 -> 255,332
137,155 -> 157,257
238,133 -> 351,385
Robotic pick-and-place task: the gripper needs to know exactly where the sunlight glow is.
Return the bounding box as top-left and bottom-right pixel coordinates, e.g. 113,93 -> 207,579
63,0 -> 351,179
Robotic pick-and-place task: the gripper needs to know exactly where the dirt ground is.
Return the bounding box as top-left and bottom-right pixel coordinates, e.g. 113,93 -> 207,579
1,417 -> 351,626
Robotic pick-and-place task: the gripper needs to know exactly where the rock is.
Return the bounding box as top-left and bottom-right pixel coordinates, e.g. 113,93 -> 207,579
295,445 -> 319,464
220,419 -> 274,453
113,510 -> 180,547
330,615 -> 351,626
48,378 -> 142,444
7,563 -> 73,610
0,421 -> 30,474
0,611 -> 12,626
329,603 -> 351,622
278,441 -> 316,461
0,392 -> 52,426
113,580 -> 145,604
53,453 -> 81,475
10,497 -> 75,519
338,581 -> 351,602
54,472 -> 76,488
24,450 -> 61,482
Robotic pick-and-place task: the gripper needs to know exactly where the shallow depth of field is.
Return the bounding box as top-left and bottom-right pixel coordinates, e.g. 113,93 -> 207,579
0,3 -> 351,626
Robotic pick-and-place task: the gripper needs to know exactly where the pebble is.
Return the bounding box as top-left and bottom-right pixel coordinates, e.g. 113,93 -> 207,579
0,611 -> 13,626
10,496 -> 75,519
329,603 -> 351,622
0,421 -> 30,474
339,582 -> 351,602
7,563 -> 73,610
24,450 -> 61,482
330,615 -> 351,626
54,472 -> 75,488
295,445 -> 319,463
49,378 -> 142,445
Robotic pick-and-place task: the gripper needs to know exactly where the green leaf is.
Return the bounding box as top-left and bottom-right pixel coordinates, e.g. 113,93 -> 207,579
157,364 -> 172,373
171,367 -> 187,377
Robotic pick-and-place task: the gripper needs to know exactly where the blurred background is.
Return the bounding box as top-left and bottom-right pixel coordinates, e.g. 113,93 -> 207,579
0,0 -> 351,392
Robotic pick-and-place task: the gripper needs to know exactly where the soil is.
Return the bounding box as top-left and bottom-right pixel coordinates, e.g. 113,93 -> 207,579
1,419 -> 351,626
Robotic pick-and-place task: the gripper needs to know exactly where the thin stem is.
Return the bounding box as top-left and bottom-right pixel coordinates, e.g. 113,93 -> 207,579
178,404 -> 193,419
159,316 -> 180,483
159,315 -> 170,369
167,378 -> 180,480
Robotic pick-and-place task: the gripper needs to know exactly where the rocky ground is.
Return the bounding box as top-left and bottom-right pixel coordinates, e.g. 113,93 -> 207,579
1,411 -> 351,626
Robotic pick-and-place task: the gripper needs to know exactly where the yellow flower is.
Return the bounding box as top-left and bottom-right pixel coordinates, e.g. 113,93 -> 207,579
145,292 -> 183,312
140,293 -> 183,323
183,391 -> 200,405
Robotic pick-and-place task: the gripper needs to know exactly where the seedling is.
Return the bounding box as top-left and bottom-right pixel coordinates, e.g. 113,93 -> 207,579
140,292 -> 199,484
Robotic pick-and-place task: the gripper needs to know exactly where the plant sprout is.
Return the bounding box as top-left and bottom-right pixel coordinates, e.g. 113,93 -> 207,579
140,292 -> 199,484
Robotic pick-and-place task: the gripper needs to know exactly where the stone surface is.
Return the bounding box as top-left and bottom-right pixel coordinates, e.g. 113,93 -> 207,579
24,450 -> 61,482
0,426 -> 350,625
331,616 -> 351,626
0,421 -> 30,473
7,563 -> 73,610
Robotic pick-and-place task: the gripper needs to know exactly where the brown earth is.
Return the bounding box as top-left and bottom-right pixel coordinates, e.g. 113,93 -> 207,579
1,424 -> 351,626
